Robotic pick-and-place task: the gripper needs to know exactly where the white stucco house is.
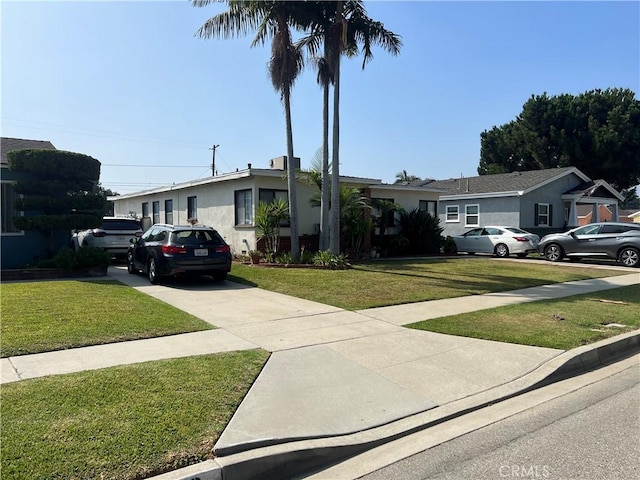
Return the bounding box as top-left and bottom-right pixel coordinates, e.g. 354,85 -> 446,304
110,156 -> 442,255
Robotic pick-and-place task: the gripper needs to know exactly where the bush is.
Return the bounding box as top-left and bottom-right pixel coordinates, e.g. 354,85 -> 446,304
397,208 -> 444,254
312,250 -> 350,269
442,236 -> 458,255
37,247 -> 111,270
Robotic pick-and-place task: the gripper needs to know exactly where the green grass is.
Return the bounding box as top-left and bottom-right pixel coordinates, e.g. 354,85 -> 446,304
229,258 -> 623,310
0,280 -> 213,357
0,350 -> 269,480
408,285 -> 640,350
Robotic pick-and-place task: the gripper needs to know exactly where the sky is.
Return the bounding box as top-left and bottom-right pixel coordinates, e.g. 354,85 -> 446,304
2,1 -> 639,195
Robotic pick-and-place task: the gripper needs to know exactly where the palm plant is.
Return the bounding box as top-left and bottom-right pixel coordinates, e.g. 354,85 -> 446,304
298,1 -> 402,254
193,0 -> 309,260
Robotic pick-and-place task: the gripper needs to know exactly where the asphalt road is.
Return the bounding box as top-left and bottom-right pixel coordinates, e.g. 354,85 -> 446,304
359,360 -> 639,480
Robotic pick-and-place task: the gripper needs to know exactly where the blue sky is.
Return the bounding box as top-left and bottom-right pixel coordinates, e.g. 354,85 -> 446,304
2,1 -> 639,194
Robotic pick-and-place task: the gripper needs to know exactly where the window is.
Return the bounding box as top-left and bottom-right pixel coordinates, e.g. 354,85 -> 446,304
1,183 -> 20,234
465,205 -> 479,226
372,198 -> 396,227
235,189 -> 252,225
164,199 -> 173,224
259,189 -> 288,204
142,202 -> 149,219
187,196 -> 197,220
535,203 -> 552,226
446,205 -> 459,222
152,201 -> 160,224
419,200 -> 437,217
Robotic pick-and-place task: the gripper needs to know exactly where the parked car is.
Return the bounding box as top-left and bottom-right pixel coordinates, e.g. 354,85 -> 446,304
452,226 -> 540,258
127,223 -> 232,283
71,217 -> 143,257
538,222 -> 640,267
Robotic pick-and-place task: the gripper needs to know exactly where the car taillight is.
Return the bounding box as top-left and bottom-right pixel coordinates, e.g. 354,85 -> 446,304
92,230 -> 106,237
513,236 -> 530,242
162,245 -> 187,254
215,245 -> 231,253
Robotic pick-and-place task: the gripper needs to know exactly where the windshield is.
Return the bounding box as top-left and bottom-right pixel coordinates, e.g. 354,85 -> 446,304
172,230 -> 222,245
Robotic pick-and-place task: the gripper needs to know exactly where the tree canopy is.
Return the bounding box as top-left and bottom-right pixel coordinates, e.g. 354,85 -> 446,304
478,88 -> 640,191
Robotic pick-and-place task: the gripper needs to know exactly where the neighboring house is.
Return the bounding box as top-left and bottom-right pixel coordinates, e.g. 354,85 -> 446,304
110,156 -> 442,255
629,211 -> 640,223
1,137 -> 59,269
424,167 -> 624,238
577,205 -> 635,225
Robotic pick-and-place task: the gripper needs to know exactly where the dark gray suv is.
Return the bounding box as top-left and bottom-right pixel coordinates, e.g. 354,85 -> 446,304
538,222 -> 640,267
127,224 -> 232,283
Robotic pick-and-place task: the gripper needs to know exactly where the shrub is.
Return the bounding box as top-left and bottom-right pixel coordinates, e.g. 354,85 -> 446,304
442,236 -> 458,255
313,250 -> 350,269
36,247 -> 111,270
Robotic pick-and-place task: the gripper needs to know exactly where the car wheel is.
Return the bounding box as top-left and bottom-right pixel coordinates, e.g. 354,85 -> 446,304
127,252 -> 138,274
618,247 -> 640,268
494,243 -> 509,258
148,258 -> 159,284
212,271 -> 227,282
544,244 -> 563,262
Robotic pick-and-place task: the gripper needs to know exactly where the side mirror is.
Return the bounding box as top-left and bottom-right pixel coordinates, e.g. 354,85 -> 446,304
130,237 -> 138,244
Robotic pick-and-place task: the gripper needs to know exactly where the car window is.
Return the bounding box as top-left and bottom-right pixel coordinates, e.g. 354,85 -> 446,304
505,227 -> 527,234
463,228 -> 483,237
155,230 -> 167,242
173,230 -> 219,244
601,224 -> 630,234
101,219 -> 142,230
485,228 -> 502,235
573,225 -> 601,235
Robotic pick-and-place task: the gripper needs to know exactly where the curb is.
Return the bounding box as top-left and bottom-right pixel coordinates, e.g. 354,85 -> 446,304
153,329 -> 639,480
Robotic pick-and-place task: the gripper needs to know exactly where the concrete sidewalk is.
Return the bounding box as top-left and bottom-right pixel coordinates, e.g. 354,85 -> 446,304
2,266 -> 639,480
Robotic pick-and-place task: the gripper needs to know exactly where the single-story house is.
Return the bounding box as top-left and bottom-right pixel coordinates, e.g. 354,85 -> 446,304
110,156 -> 442,255
626,210 -> 640,223
424,167 -> 625,238
1,137 -> 65,269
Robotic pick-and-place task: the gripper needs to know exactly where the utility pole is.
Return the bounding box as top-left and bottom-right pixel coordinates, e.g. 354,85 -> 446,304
210,144 -> 219,176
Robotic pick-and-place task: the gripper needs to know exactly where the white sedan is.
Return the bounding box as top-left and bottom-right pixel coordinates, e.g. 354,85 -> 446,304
453,226 -> 540,258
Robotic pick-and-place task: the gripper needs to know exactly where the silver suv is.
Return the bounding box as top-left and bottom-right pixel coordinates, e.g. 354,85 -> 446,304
538,222 -> 640,267
71,217 -> 143,257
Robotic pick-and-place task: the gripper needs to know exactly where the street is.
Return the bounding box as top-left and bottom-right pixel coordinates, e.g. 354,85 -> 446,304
360,357 -> 639,480
303,354 -> 639,480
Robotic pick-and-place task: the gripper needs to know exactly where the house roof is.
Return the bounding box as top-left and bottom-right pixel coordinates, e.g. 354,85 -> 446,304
1,137 -> 57,166
424,167 -> 581,198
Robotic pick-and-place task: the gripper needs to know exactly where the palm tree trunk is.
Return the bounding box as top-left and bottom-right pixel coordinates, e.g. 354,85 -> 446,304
320,52 -> 330,251
284,88 -> 300,260
329,0 -> 343,255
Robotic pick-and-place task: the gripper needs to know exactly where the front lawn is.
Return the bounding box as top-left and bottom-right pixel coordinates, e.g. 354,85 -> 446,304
0,280 -> 213,357
0,350 -> 269,480
407,285 -> 640,350
229,258 -> 623,310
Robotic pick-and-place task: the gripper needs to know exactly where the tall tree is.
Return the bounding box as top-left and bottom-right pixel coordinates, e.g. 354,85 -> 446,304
394,170 -> 421,184
479,88 -> 640,191
299,1 -> 402,254
193,0 -> 309,259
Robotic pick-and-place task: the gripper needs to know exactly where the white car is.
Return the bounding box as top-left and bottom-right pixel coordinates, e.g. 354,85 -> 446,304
453,226 -> 540,258
71,217 -> 143,257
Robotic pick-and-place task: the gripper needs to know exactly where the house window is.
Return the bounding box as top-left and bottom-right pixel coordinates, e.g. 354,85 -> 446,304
235,189 -> 253,225
419,200 -> 437,217
1,182 -> 21,234
465,204 -> 479,226
164,199 -> 173,224
372,198 -> 396,226
187,196 -> 197,220
142,202 -> 149,219
152,201 -> 160,224
535,203 -> 552,226
446,205 -> 459,222
259,189 -> 290,226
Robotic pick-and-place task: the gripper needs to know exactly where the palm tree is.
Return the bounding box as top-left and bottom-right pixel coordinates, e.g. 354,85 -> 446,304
193,0 -> 307,260
299,1 -> 402,254
394,170 -> 421,185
